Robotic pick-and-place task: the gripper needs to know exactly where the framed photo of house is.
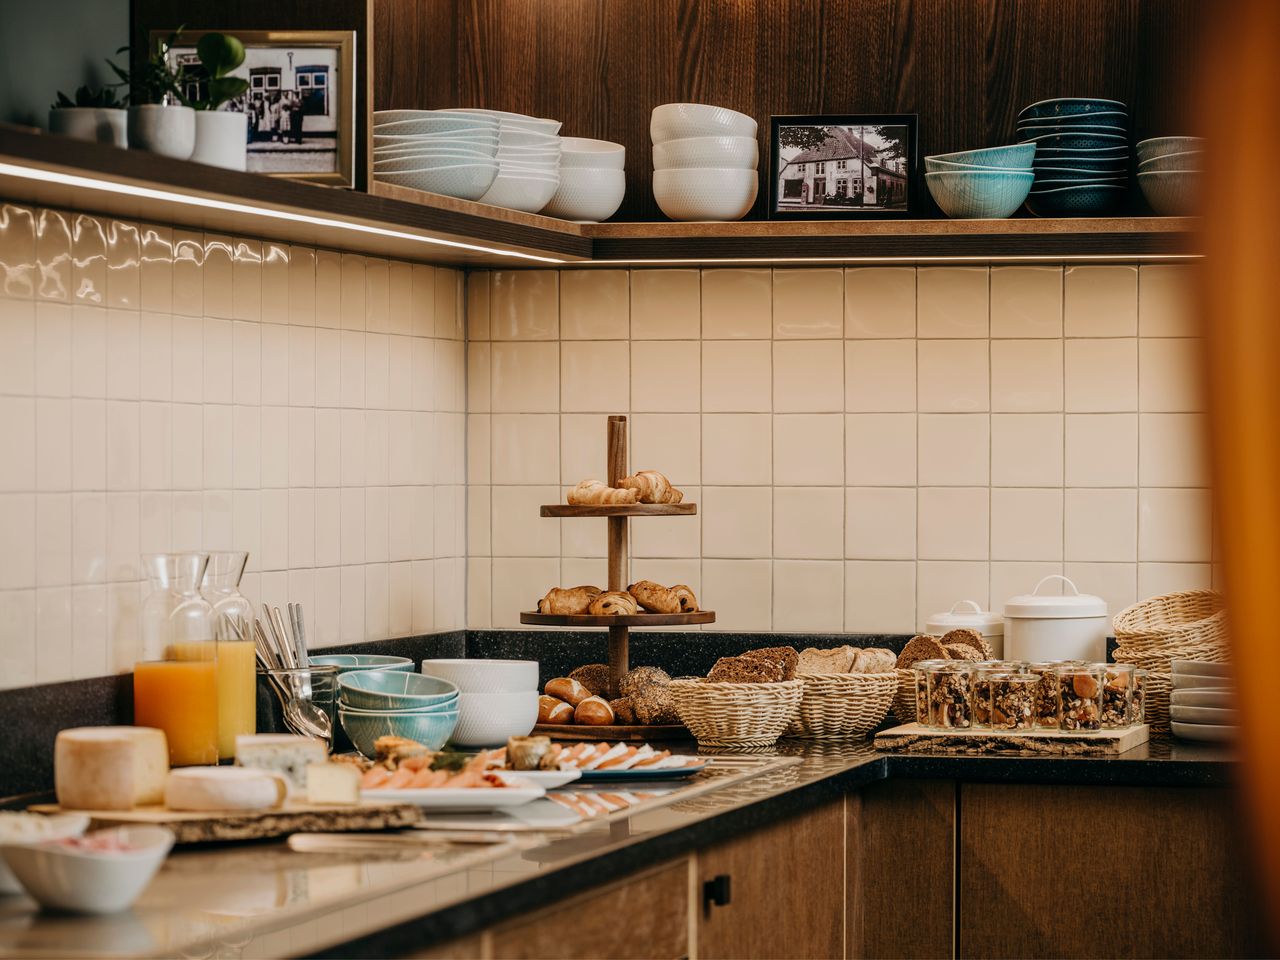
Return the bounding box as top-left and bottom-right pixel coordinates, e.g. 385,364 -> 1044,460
154,29 -> 356,187
769,114 -> 918,219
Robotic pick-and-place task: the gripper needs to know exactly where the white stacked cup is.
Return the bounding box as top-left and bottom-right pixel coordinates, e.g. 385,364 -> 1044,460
650,103 -> 759,221
542,137 -> 627,222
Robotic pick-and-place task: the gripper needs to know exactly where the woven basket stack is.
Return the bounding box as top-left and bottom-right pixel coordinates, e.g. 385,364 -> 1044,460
787,672 -> 897,739
1112,589 -> 1229,734
669,678 -> 804,747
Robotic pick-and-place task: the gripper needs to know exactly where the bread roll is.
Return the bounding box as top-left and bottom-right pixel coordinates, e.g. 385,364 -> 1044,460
567,480 -> 637,505
609,696 -> 637,724
587,591 -> 638,616
538,695 -> 574,724
545,677 -> 591,706
627,580 -> 683,614
861,648 -> 898,673
574,696 -> 615,725
537,585 -> 601,615
568,663 -> 612,697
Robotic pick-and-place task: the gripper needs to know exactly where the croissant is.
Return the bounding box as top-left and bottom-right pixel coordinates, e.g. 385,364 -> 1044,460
567,479 -> 638,505
627,580 -> 683,614
588,591 -> 639,616
619,470 -> 683,504
537,585 -> 602,615
671,584 -> 699,612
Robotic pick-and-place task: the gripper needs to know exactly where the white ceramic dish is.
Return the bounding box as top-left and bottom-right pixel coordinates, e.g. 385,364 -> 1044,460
652,134 -> 758,170
650,103 -> 757,143
374,151 -> 496,171
0,825 -> 174,914
451,690 -> 540,747
1172,659 -> 1232,677
560,137 -> 626,169
1170,687 -> 1234,708
498,130 -> 562,148
652,167 -> 757,221
373,162 -> 499,200
1136,135 -> 1204,159
1170,704 -> 1239,725
1170,721 -> 1236,743
1172,672 -> 1233,689
364,785 -> 544,811
0,813 -> 89,894
423,659 -> 539,693
492,769 -> 583,789
374,137 -> 498,153
479,172 -> 560,213
373,117 -> 498,136
541,166 -> 627,221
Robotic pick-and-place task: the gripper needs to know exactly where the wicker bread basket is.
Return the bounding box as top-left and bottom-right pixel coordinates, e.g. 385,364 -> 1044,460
787,672 -> 897,739
669,678 -> 804,747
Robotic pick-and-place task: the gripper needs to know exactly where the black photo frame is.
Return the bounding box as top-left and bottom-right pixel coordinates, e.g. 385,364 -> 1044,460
769,114 -> 918,219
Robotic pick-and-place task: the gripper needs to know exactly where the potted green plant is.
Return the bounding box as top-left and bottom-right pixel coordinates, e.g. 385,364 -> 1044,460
123,32 -> 196,160
181,33 -> 251,171
48,83 -> 128,147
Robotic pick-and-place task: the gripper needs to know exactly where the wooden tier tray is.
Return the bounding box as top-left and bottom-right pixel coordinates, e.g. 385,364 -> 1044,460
28,801 -> 422,845
540,503 -> 696,517
873,722 -> 1150,757
533,723 -> 692,741
521,610 -> 715,627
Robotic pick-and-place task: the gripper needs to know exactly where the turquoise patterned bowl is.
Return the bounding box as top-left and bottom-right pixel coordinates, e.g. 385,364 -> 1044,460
338,670 -> 459,711
309,654 -> 415,675
925,170 -> 1035,219
1018,97 -> 1127,121
1025,183 -> 1127,216
339,705 -> 460,757
926,144 -> 1035,169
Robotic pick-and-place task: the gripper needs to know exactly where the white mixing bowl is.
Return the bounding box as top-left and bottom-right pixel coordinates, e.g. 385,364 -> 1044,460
653,167 -> 758,221
653,134 -> 758,170
542,166 -> 626,221
650,103 -> 757,143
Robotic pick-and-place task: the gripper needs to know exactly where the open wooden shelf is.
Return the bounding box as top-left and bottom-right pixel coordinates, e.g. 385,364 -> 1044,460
521,610 -> 715,628
540,503 -> 696,517
0,125 -> 1199,267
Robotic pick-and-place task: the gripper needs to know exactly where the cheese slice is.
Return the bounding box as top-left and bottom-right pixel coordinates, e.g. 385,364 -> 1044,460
55,726 -> 169,811
164,767 -> 289,812
235,734 -> 327,792
305,762 -> 361,806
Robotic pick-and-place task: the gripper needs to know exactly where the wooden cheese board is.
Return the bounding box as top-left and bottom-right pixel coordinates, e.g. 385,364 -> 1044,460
533,722 -> 692,742
27,801 -> 423,845
874,722 -> 1150,757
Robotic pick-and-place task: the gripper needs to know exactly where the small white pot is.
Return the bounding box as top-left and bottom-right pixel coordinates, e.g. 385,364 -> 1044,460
127,105 -> 195,160
191,110 -> 248,171
1003,575 -> 1109,663
48,107 -> 127,147
926,599 -> 1004,658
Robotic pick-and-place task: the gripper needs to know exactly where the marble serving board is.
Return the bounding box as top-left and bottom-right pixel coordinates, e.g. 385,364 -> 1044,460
27,801 -> 423,844
874,722 -> 1150,756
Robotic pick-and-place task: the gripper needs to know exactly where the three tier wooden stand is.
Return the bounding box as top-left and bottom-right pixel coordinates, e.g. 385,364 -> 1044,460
520,415 -> 715,739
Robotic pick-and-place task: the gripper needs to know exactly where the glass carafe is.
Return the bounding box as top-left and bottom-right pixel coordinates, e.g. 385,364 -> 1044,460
136,553 -> 218,766
202,551 -> 257,758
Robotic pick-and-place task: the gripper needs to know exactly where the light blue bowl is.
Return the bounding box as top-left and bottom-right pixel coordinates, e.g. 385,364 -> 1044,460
338,670 -> 459,710
1018,97 -> 1128,121
338,695 -> 459,716
924,156 -> 1031,174
339,706 -> 460,757
926,144 -> 1035,169
309,654 -> 415,675
925,170 -> 1035,219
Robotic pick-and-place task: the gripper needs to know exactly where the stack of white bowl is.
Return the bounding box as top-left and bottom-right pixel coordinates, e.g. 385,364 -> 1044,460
1137,136 -> 1203,216
372,109 -> 501,200
421,658 -> 540,747
542,137 -> 627,222
1170,659 -> 1235,743
650,103 -> 759,221
467,109 -> 564,213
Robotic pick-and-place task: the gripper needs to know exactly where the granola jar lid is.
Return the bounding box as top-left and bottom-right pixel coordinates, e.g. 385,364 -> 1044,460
911,658 -> 951,673
926,599 -> 1004,637
1003,575 -> 1107,619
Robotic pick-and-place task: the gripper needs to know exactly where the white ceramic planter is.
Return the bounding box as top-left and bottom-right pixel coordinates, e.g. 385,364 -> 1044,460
1003,575 -> 1109,662
127,105 -> 195,160
191,110 -> 248,171
48,108 -> 127,147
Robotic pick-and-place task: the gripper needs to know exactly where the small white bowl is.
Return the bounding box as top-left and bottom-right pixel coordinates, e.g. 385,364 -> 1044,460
652,135 -> 758,171
560,137 -> 626,170
373,116 -> 498,136
0,813 -> 89,894
650,103 -> 756,143
499,129 -> 562,148
1,825 -> 174,914
1171,659 -> 1232,677
480,174 -> 561,212
421,658 -> 539,693
451,690 -> 540,747
374,152 -> 495,171
542,166 -> 626,221
652,167 -> 758,221
1171,672 -> 1233,689
1170,704 -> 1238,725
373,162 -> 499,200
1170,688 -> 1233,709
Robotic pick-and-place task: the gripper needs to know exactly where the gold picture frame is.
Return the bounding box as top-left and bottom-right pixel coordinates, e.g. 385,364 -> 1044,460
152,29 -> 356,187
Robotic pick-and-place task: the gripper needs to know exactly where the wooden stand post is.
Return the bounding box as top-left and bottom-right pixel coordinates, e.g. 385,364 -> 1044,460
606,416 -> 629,697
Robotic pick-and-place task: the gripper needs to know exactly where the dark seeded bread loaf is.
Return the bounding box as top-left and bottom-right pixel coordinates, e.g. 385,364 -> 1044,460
708,655 -> 786,683
739,646 -> 799,680
896,635 -> 947,670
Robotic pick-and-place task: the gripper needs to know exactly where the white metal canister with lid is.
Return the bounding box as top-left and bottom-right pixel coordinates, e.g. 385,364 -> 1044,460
1002,575 -> 1109,662
926,600 -> 1004,658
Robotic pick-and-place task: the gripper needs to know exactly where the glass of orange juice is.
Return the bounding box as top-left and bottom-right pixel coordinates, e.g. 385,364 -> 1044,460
202,551 -> 256,759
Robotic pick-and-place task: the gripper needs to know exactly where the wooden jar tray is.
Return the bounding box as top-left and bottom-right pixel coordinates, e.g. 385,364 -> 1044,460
533,723 -> 692,741
873,722 -> 1150,757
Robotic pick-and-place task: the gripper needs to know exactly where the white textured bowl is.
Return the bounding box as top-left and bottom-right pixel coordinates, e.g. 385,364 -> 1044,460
480,174 -> 562,212
653,135 -> 758,170
652,167 -> 758,221
373,116 -> 498,136
499,129 -> 562,148
1170,688 -> 1233,708
374,145 -> 499,162
1171,659 -> 1232,677
373,130 -> 498,144
560,137 -> 626,169
374,151 -> 496,171
0,813 -> 89,894
373,162 -> 499,200
452,109 -> 562,135
450,690 -> 540,747
421,658 -> 539,693
1171,672 -> 1233,689
651,103 -> 757,143
542,167 -> 627,221
0,826 -> 174,914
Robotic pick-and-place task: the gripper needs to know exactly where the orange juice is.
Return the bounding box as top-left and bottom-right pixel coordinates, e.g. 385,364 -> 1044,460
214,639 -> 256,758
134,658 -> 218,766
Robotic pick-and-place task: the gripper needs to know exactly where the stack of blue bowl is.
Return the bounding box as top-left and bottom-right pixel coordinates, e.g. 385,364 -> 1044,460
337,670 -> 460,758
923,144 -> 1036,219
1017,97 -> 1129,216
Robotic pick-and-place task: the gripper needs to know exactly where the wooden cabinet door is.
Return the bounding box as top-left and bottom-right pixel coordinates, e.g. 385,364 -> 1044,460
489,859 -> 690,960
696,796 -> 846,960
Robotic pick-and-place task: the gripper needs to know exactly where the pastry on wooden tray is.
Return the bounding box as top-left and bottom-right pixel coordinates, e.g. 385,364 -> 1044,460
536,585 -> 602,615
587,591 -> 639,616
545,677 -> 592,706
618,469 -> 683,504
574,696 -> 615,725
568,663 -> 612,697
620,666 -> 679,724
538,694 -> 574,724
669,584 -> 699,612
566,479 -> 638,505
609,696 -> 637,724
627,579 -> 683,614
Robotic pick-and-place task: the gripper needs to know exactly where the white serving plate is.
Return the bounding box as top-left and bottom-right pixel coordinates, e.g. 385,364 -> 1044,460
1170,704 -> 1238,725
1172,672 -> 1233,689
364,785 -> 544,811
1170,687 -> 1233,708
1170,721 -> 1236,743
492,769 -> 583,789
1171,659 -> 1232,677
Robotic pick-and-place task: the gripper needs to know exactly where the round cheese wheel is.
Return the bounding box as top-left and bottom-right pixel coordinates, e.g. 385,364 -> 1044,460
164,767 -> 289,812
55,727 -> 169,811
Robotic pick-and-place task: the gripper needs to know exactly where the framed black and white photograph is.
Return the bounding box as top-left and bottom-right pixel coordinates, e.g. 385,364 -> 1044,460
769,114 -> 918,218
155,29 -> 356,187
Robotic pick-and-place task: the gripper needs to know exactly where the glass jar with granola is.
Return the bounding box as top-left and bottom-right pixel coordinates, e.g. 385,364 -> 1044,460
913,659 -> 949,726
925,662 -> 974,729
1056,663 -> 1105,732
1129,668 -> 1149,725
1028,661 -> 1067,729
971,661 -> 1027,728
986,672 -> 1038,730
1102,663 -> 1137,728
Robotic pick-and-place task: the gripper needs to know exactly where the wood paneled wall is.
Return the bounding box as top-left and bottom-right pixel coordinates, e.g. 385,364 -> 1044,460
373,0 -> 1204,220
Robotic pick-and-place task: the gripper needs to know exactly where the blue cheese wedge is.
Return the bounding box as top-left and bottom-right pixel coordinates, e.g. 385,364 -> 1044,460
234,734 -> 327,792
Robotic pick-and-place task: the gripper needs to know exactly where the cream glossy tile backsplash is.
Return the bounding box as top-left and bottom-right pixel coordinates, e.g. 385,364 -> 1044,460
0,203 -> 466,689
467,263 -> 1215,633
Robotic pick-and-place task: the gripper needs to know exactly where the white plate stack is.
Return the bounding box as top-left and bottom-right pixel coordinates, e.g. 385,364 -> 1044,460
469,109 -> 563,213
1170,660 -> 1236,743
371,109 -> 501,200
541,137 -> 626,222
650,103 -> 759,221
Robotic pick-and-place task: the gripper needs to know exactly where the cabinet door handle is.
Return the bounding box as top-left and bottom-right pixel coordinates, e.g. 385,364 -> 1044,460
703,873 -> 731,912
